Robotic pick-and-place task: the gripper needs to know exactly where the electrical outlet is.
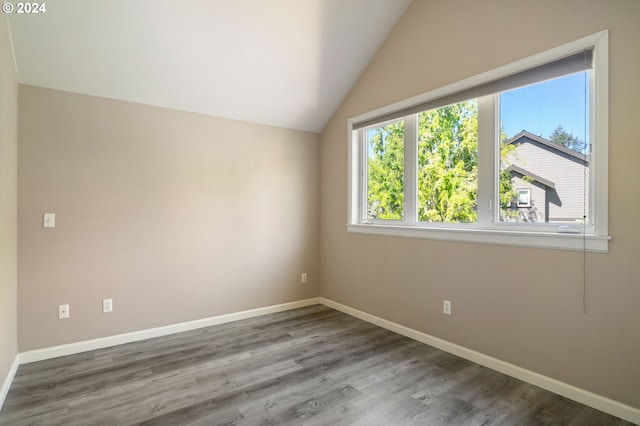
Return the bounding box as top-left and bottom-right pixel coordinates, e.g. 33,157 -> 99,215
301,273 -> 308,283
43,213 -> 56,228
58,304 -> 69,319
443,300 -> 452,315
102,298 -> 113,313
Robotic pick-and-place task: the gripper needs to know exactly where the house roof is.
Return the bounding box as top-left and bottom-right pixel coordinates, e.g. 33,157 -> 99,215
505,130 -> 589,162
506,165 -> 555,188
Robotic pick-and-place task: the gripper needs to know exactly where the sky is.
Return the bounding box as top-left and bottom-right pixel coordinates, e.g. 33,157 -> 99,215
365,71 -> 590,152
499,71 -> 589,141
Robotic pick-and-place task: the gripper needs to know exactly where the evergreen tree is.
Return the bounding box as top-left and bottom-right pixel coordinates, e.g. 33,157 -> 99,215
549,125 -> 586,153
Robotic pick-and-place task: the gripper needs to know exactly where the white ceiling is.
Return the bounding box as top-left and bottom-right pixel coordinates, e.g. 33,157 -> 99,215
7,0 -> 412,133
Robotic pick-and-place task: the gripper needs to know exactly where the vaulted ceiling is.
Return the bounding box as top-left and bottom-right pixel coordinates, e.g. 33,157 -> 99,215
7,0 -> 412,133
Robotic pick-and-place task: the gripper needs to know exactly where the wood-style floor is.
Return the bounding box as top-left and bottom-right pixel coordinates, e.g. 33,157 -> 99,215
0,305 -> 633,425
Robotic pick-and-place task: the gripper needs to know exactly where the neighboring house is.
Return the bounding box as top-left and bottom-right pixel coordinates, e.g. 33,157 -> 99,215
502,130 -> 589,223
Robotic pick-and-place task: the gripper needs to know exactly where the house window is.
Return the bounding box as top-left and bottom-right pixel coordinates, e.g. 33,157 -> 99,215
516,189 -> 531,208
347,31 -> 609,252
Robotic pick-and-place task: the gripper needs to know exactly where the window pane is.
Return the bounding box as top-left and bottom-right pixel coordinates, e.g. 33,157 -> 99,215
366,121 -> 404,220
517,189 -> 531,207
417,100 -> 478,223
499,72 -> 589,224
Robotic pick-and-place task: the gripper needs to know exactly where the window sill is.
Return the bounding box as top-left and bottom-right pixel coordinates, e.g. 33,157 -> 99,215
346,224 -> 610,252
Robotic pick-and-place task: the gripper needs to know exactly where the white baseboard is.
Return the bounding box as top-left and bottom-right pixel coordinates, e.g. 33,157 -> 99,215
20,297 -> 321,364
319,297 -> 640,425
0,354 -> 19,411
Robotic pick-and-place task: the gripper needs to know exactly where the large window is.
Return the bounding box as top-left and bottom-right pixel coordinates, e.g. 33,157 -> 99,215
348,31 -> 609,252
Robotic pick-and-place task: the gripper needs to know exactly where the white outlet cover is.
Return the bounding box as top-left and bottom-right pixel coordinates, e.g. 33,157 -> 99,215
103,299 -> 113,313
43,213 -> 56,228
58,304 -> 69,319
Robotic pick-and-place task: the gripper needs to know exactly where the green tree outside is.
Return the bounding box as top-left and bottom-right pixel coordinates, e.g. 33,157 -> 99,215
549,125 -> 586,153
367,121 -> 404,220
417,101 -> 478,223
366,100 -> 518,223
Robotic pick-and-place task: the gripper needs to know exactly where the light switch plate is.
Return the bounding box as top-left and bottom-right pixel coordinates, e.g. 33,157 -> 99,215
43,213 -> 56,228
443,300 -> 452,315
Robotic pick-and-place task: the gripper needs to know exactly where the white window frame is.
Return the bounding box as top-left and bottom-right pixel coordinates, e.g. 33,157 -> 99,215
347,31 -> 609,252
516,188 -> 531,208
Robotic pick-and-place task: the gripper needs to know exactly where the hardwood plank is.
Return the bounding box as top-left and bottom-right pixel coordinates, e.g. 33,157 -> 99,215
0,305 -> 634,425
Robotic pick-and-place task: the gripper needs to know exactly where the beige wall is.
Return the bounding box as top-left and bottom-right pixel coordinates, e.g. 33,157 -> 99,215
18,85 -> 320,350
320,0 -> 640,409
0,15 -> 18,388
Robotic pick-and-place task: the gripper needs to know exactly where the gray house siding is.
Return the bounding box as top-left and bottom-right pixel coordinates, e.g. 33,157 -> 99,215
509,174 -> 547,222
503,132 -> 589,223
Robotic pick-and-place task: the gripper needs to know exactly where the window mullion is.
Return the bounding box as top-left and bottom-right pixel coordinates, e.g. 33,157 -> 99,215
404,115 -> 418,225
